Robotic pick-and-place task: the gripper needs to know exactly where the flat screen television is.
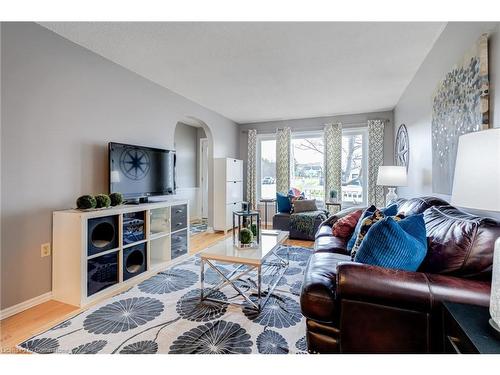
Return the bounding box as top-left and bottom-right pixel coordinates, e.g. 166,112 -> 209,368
109,142 -> 176,201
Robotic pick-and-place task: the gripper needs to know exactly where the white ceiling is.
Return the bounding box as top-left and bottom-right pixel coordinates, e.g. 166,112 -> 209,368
40,22 -> 445,124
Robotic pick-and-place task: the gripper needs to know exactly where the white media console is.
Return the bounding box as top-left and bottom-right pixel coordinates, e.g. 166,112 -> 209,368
52,199 -> 189,307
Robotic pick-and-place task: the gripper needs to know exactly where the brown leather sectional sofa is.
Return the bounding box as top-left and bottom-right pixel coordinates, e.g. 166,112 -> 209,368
300,197 -> 500,353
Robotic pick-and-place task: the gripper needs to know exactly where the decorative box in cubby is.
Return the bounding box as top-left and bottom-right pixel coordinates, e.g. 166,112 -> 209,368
52,199 -> 189,307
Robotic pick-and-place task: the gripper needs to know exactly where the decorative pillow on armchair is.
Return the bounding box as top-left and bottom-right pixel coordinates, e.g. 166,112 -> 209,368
354,214 -> 427,272
293,199 -> 318,213
331,209 -> 363,238
276,192 -> 292,213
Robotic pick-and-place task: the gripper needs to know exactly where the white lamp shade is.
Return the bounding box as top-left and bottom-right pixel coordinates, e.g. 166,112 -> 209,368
451,128 -> 500,212
376,166 -> 408,187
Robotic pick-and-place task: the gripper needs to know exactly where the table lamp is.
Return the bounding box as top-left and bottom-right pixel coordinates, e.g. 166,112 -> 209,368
376,166 -> 408,206
451,128 -> 500,333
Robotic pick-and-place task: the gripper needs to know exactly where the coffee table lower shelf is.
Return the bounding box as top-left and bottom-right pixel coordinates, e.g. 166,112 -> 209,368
199,245 -> 289,311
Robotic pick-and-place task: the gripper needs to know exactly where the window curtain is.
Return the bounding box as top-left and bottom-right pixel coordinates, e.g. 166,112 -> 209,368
368,119 -> 385,207
246,129 -> 257,210
276,127 -> 291,194
323,123 -> 343,202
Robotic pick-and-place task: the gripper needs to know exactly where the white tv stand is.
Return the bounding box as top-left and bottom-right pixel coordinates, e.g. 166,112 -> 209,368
52,199 -> 189,307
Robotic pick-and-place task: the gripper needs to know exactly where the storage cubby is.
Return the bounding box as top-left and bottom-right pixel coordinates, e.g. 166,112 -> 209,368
87,215 -> 119,256
123,211 -> 145,245
171,229 -> 188,260
150,235 -> 171,268
171,204 -> 188,232
53,199 -> 189,307
123,243 -> 147,281
150,207 -> 170,236
87,251 -> 119,297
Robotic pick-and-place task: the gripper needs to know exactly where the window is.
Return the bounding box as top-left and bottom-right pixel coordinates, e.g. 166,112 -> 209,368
257,136 -> 276,200
290,133 -> 325,203
255,129 -> 367,206
341,129 -> 368,207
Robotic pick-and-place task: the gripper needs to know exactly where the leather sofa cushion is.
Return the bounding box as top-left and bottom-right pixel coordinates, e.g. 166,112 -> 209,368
314,235 -> 349,255
396,196 -> 448,216
300,252 -> 352,323
420,205 -> 500,278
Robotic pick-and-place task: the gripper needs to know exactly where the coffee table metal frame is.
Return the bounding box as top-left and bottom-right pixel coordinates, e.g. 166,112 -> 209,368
199,236 -> 289,311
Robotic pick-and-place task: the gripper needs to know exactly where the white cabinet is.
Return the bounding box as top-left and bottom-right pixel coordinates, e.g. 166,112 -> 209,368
214,158 -> 244,232
226,158 -> 243,181
226,181 -> 243,203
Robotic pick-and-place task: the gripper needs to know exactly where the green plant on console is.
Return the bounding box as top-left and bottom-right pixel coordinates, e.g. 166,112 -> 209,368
76,195 -> 97,210
239,228 -> 254,244
95,194 -> 111,208
109,192 -> 124,206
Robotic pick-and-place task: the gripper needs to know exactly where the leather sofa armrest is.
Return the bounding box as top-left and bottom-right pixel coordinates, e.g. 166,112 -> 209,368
300,252 -> 352,323
336,263 -> 492,311
336,263 -> 433,311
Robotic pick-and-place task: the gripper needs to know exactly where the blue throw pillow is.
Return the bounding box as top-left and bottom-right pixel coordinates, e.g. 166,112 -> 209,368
346,203 -> 398,251
354,214 -> 427,272
276,192 -> 292,213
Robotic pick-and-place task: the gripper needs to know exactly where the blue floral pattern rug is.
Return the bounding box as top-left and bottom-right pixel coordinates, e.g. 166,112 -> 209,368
190,219 -> 208,236
18,245 -> 311,354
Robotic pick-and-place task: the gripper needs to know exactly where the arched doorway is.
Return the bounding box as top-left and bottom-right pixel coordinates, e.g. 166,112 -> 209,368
174,117 -> 215,230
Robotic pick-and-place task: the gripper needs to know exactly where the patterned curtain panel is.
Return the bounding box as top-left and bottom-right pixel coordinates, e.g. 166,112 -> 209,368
368,119 -> 385,207
324,123 -> 342,202
246,129 -> 258,210
276,127 -> 291,194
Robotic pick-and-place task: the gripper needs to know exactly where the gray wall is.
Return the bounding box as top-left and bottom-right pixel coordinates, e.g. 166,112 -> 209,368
239,111 -> 395,199
0,22 -> 239,309
174,122 -> 198,188
394,22 -> 500,219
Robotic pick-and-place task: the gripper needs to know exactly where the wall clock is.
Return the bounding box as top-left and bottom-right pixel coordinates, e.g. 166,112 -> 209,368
395,124 -> 409,170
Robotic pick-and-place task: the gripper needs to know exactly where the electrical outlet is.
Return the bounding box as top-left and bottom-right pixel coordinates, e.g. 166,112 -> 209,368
41,243 -> 51,257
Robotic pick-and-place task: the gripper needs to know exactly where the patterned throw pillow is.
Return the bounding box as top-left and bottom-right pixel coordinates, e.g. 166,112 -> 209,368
354,214 -> 427,272
350,210 -> 405,260
332,209 -> 363,238
346,203 -> 398,251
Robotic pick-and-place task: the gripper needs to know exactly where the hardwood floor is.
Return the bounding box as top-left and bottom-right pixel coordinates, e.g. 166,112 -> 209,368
0,230 -> 313,353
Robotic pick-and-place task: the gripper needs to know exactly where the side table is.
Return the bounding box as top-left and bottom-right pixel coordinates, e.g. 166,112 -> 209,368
442,301 -> 500,353
259,198 -> 276,229
325,200 -> 342,214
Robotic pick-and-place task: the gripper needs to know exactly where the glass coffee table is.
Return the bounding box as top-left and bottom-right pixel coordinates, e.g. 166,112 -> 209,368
199,230 -> 289,311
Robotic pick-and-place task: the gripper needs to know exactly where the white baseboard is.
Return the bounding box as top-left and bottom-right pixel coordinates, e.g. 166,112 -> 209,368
0,292 -> 53,321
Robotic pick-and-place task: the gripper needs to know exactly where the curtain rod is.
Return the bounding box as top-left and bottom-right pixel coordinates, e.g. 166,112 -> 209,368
240,120 -> 388,133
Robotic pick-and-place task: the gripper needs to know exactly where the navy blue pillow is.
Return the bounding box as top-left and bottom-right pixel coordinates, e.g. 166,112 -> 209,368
346,204 -> 397,251
354,214 -> 427,272
276,192 -> 292,213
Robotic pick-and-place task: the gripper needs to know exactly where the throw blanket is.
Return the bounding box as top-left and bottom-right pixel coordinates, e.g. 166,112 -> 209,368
290,210 -> 328,238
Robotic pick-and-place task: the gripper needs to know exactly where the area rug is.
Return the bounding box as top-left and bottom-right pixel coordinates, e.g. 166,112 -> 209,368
18,245 -> 311,354
190,219 -> 208,236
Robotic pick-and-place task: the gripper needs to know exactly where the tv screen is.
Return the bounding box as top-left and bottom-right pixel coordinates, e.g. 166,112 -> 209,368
109,142 -> 176,199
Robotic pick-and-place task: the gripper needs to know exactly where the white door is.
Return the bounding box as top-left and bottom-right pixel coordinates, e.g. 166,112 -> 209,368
200,138 -> 209,219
